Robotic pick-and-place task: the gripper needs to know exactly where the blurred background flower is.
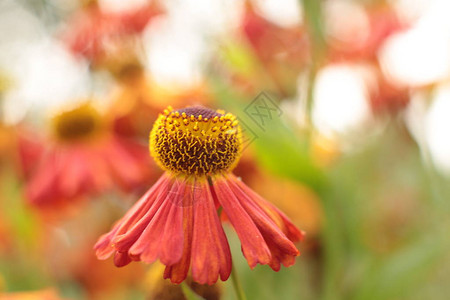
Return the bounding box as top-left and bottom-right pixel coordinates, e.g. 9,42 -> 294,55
25,102 -> 154,212
1,0 -> 450,299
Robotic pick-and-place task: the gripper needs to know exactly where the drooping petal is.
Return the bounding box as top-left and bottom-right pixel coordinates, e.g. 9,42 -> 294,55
163,180 -> 195,284
59,149 -> 89,198
95,226 -> 120,260
113,174 -> 171,244
159,179 -> 185,265
127,178 -> 182,263
227,176 -> 299,254
105,136 -> 148,190
265,238 -> 297,271
227,175 -> 304,271
85,146 -> 112,192
225,174 -> 304,270
94,174 -> 171,261
114,251 -> 132,267
111,184 -> 170,260
231,174 -> 305,242
26,151 -> 67,206
212,177 -> 271,268
190,179 -> 232,284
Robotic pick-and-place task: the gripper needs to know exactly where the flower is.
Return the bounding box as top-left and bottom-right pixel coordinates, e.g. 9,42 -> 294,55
239,2 -> 310,97
26,102 -> 152,209
95,105 -> 304,285
327,2 -> 406,62
62,0 -> 163,64
108,68 -> 213,139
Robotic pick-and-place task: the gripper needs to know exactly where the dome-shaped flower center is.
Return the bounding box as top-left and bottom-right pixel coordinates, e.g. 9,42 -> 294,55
150,105 -> 242,176
52,104 -> 103,142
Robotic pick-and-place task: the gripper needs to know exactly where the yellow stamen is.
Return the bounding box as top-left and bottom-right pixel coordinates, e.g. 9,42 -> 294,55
150,105 -> 243,176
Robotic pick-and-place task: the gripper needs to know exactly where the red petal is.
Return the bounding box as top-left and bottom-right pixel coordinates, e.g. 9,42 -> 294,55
94,226 -> 119,260
112,175 -> 172,252
164,181 -> 195,284
26,151 -> 66,206
114,174 -> 171,238
94,174 -> 171,260
226,175 -> 304,271
266,238 -> 297,271
59,149 -> 89,197
85,147 -> 112,192
128,178 -> 184,264
190,180 -> 232,284
105,137 -> 145,189
114,251 -> 132,267
158,179 -> 185,266
231,174 -> 305,242
226,176 -> 299,256
212,178 -> 271,268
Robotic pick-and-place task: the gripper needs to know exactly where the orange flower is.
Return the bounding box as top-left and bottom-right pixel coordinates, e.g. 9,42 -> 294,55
240,2 -> 310,97
328,3 -> 407,62
108,73 -> 213,139
95,106 -> 304,285
26,102 -> 153,208
62,1 -> 163,64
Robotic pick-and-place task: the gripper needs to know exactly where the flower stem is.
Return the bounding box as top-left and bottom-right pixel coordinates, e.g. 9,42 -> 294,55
180,282 -> 203,300
230,263 -> 247,300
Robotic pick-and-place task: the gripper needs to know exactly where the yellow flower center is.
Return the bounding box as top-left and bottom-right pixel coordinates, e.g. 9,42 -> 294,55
150,106 -> 243,176
52,103 -> 103,143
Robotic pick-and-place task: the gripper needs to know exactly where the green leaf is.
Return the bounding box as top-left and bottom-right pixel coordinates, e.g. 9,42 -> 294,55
351,233 -> 445,300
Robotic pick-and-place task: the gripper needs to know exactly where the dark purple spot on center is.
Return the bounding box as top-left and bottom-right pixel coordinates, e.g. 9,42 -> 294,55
175,106 -> 223,119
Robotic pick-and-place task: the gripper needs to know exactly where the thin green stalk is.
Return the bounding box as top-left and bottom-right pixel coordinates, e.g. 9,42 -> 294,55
230,263 -> 247,300
181,282 -> 204,300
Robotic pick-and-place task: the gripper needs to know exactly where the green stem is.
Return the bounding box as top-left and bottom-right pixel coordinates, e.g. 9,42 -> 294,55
180,282 -> 204,300
230,263 -> 247,300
